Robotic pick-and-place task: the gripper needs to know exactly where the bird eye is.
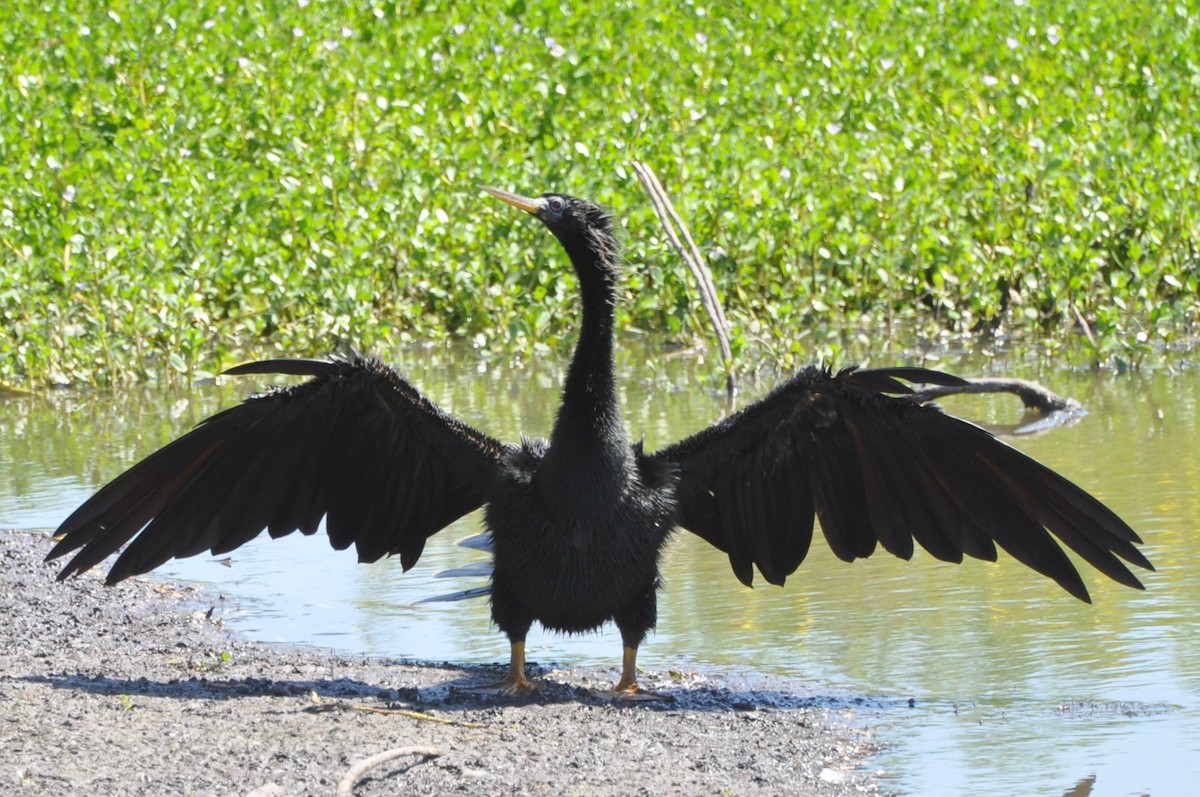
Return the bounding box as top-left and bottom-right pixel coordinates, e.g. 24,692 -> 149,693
547,197 -> 565,215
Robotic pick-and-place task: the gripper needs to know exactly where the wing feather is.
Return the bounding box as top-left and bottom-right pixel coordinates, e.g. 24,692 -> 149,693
810,417 -> 878,562
652,365 -> 1151,598
48,354 -> 506,584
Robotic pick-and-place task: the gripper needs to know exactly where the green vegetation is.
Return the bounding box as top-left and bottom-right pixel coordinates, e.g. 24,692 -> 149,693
1,0 -> 1197,386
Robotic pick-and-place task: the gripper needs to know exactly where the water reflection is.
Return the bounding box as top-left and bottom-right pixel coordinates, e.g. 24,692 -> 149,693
2,341 -> 1197,796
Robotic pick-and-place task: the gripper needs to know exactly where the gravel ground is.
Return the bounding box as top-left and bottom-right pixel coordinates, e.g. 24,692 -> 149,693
1,530 -> 888,797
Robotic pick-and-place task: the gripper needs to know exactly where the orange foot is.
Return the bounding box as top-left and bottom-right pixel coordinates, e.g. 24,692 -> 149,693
464,670 -> 538,696
600,681 -> 675,703
462,641 -> 537,696
599,646 -> 675,702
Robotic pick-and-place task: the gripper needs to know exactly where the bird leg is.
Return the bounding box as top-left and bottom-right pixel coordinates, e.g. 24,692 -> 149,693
613,646 -> 640,692
464,641 -> 537,696
601,646 -> 674,703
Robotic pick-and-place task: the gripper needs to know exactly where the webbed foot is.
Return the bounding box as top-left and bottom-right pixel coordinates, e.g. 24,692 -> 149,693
598,645 -> 675,702
461,640 -> 537,696
599,682 -> 675,703
464,670 -> 538,696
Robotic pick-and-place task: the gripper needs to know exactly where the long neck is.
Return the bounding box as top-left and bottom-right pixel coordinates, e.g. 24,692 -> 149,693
549,241 -> 628,465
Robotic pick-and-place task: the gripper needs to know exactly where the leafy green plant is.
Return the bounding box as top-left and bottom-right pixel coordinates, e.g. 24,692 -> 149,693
1,0 -> 1196,387
192,649 -> 232,673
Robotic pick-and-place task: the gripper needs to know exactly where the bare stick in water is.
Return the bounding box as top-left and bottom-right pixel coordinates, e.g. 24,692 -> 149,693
632,161 -> 736,395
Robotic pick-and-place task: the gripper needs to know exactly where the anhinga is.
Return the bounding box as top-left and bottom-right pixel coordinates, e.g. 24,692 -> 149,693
48,187 -> 1153,698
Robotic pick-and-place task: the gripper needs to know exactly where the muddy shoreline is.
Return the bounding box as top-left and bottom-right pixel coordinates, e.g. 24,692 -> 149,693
1,530 -> 888,796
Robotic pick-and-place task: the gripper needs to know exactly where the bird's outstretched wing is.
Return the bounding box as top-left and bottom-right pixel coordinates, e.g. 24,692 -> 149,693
48,354 -> 508,584
650,366 -> 1152,601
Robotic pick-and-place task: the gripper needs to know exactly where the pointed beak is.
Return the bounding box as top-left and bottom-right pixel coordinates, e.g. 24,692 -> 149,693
481,186 -> 544,215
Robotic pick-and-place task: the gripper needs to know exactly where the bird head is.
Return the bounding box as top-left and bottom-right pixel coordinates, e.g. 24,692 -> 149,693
483,186 -> 620,278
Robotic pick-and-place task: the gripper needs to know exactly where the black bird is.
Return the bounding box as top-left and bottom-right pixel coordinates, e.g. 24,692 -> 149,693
48,187 -> 1153,698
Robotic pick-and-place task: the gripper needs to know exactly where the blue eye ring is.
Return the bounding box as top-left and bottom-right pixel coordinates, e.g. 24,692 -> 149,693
547,197 -> 566,215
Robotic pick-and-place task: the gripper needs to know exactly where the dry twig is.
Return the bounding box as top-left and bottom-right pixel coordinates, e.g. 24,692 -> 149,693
335,746 -> 445,796
351,704 -> 483,728
910,377 -> 1086,434
910,377 -> 1081,414
632,161 -> 736,395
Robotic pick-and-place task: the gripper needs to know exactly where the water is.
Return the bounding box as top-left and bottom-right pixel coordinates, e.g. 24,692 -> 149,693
3,341 -> 1197,796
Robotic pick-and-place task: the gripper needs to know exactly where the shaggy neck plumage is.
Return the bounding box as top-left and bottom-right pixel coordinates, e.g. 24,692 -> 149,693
548,228 -> 628,474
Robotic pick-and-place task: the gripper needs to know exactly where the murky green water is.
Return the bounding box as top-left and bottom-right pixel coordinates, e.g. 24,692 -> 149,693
3,341 -> 1197,796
